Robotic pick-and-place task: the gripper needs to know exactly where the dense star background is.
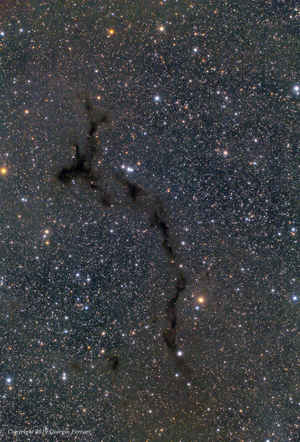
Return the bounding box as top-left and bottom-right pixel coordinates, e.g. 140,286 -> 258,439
0,1 -> 299,440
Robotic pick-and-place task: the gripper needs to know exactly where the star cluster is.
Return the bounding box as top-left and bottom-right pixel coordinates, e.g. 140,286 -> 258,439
0,0 -> 299,440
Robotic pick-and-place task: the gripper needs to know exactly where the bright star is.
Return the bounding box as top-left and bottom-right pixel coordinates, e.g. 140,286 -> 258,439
292,83 -> 300,97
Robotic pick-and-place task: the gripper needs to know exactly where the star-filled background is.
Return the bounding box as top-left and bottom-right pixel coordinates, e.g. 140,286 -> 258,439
0,0 -> 299,440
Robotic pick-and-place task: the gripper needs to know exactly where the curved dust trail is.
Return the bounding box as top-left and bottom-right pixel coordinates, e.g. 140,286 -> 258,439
56,95 -> 192,376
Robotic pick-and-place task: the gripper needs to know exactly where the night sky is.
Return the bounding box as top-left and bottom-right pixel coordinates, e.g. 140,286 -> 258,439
0,1 -> 299,440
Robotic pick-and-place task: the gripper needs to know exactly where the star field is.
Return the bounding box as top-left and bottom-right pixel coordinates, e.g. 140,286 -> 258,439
0,1 -> 299,440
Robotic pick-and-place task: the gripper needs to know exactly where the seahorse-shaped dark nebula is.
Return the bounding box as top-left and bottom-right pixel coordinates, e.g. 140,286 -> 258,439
56,95 -> 191,375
